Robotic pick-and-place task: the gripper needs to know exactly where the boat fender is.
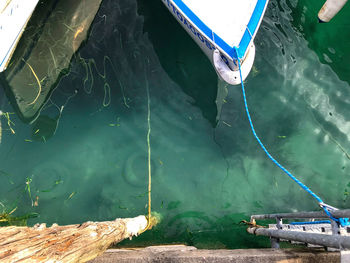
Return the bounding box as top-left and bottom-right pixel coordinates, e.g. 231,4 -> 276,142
318,0 -> 348,23
213,49 -> 240,85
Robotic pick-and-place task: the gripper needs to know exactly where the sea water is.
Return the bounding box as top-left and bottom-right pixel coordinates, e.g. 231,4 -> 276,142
0,0 -> 349,248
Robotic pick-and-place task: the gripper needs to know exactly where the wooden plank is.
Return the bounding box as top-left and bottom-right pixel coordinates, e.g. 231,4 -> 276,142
0,216 -> 148,263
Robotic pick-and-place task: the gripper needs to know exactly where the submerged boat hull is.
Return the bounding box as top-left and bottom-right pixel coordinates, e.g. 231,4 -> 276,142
162,0 -> 269,85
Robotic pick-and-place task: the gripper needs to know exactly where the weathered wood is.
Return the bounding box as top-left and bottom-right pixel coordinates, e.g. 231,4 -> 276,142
0,215 -> 148,263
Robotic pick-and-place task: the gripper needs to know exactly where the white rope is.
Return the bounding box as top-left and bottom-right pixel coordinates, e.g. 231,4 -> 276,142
246,26 -> 253,39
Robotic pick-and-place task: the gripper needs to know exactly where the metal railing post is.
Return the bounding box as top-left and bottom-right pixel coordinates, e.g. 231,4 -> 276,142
270,218 -> 282,249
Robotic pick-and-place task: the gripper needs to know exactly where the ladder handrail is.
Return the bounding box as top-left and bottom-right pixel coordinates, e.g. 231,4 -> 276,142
251,209 -> 350,220
248,227 -> 350,249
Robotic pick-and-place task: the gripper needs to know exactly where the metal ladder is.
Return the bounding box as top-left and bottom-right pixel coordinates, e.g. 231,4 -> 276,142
248,209 -> 350,262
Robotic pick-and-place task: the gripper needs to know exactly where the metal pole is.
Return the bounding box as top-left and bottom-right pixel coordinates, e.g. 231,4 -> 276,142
332,209 -> 350,218
248,227 -> 350,249
270,218 -> 283,249
252,211 -> 327,220
251,209 -> 350,220
331,221 -> 340,235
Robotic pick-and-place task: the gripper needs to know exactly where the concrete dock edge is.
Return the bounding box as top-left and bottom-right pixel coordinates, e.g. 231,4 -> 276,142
89,245 -> 340,263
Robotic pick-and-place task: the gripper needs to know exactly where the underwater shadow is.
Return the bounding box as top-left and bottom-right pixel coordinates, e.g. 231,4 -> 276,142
137,0 -> 219,127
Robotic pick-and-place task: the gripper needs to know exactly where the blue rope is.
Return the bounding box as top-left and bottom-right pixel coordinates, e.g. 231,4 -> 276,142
290,220 -> 331,225
233,47 -> 349,227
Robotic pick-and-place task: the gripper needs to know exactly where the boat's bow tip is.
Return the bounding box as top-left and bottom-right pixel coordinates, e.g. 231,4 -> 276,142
213,44 -> 256,85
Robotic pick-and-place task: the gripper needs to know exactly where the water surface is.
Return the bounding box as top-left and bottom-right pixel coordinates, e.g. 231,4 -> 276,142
0,0 -> 349,248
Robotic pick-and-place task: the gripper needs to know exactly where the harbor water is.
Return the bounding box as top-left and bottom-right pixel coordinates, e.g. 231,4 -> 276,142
0,0 -> 349,248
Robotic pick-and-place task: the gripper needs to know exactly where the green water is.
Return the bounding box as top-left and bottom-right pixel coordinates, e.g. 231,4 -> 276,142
0,0 -> 350,248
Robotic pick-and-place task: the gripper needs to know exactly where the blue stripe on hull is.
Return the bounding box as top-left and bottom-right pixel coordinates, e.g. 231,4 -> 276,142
166,0 -> 268,60
238,0 -> 268,59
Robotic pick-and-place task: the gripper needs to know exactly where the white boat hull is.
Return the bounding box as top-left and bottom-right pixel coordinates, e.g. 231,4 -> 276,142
0,0 -> 39,72
162,0 -> 268,85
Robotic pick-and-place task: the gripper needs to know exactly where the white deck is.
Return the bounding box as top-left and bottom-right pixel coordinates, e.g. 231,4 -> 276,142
0,0 -> 39,72
181,0 -> 257,47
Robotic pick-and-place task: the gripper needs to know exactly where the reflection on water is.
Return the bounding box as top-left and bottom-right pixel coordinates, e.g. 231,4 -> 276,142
0,0 -> 349,248
1,0 -> 102,123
